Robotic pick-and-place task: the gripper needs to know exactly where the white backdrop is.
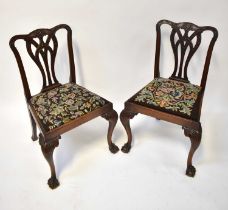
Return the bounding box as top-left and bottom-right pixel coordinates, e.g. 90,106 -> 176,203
1,0 -> 228,209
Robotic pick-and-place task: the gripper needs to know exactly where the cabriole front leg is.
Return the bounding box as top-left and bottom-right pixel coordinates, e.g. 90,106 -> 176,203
120,109 -> 137,153
39,134 -> 60,189
102,109 -> 119,154
183,124 -> 202,177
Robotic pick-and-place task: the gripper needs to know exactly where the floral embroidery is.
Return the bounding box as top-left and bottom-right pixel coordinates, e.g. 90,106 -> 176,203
133,78 -> 201,117
30,83 -> 107,131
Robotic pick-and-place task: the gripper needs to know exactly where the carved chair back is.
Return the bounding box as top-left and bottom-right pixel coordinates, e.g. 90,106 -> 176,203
154,20 -> 218,91
9,24 -> 76,101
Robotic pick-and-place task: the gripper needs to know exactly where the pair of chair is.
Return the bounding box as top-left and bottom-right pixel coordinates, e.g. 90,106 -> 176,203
10,20 -> 218,189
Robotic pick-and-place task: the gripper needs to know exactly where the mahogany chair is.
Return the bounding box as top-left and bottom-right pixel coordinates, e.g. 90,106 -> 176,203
120,20 -> 218,177
9,24 -> 119,189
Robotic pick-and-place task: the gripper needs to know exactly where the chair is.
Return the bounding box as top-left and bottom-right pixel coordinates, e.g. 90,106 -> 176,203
120,20 -> 218,177
9,24 -> 119,189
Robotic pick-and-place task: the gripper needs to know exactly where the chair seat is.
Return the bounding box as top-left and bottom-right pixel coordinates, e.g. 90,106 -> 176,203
130,78 -> 201,118
30,83 -> 108,131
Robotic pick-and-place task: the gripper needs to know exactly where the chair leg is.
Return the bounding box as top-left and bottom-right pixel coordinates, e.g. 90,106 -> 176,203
29,111 -> 38,141
183,124 -> 202,177
102,109 -> 119,154
39,134 -> 60,189
120,109 -> 137,153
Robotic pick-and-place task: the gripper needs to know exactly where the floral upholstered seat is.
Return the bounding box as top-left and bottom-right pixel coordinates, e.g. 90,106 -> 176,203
130,78 -> 201,118
30,83 -> 108,131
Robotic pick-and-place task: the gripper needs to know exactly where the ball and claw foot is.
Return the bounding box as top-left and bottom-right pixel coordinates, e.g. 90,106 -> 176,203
121,143 -> 131,153
48,177 -> 60,189
186,165 -> 196,177
31,135 -> 38,141
109,143 -> 119,154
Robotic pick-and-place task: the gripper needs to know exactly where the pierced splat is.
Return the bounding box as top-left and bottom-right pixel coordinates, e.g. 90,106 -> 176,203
169,25 -> 202,82
26,29 -> 60,91
154,20 -> 218,87
9,24 -> 76,99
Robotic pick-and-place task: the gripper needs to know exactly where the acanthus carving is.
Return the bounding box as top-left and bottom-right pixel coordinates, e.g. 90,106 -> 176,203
174,22 -> 200,31
183,126 -> 201,138
120,110 -> 137,120
101,109 -> 118,121
28,29 -> 51,38
39,133 -> 60,149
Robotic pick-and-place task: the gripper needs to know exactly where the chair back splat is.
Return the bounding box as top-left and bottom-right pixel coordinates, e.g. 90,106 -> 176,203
9,24 -> 76,100
154,19 -> 218,90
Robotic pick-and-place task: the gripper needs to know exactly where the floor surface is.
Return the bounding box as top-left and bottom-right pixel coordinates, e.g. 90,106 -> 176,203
0,105 -> 227,210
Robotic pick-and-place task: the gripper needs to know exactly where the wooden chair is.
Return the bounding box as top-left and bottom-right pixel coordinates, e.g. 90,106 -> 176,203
9,24 -> 119,189
120,20 -> 218,177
